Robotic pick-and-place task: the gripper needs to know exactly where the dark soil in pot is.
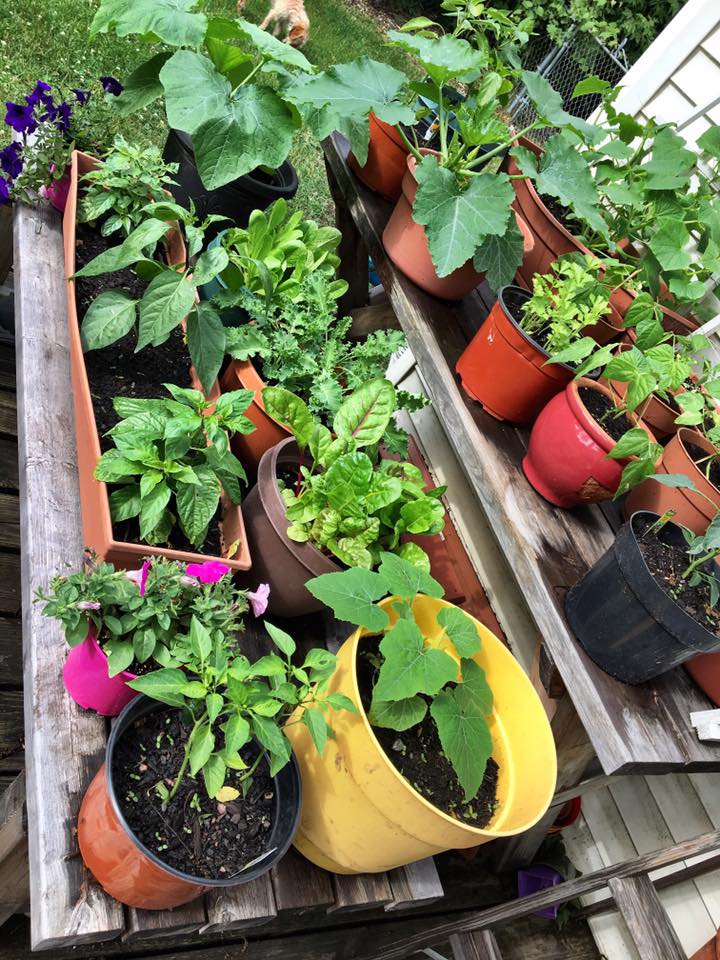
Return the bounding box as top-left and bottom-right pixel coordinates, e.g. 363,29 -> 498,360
684,439 -> 720,490
113,706 -> 274,879
538,192 -> 584,236
113,506 -> 223,557
579,387 -> 632,442
356,642 -> 499,828
635,514 -> 720,636
75,223 -> 192,444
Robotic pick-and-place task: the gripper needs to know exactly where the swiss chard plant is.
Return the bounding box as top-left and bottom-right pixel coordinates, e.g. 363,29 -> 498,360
94,384 -> 255,550
263,379 -> 446,569
128,617 -> 355,801
36,553 -> 258,677
307,553 -> 495,806
90,0 -> 316,189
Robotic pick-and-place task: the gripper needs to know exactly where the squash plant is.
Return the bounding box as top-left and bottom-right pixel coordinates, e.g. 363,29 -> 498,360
262,379 -> 446,569
90,0 -> 315,189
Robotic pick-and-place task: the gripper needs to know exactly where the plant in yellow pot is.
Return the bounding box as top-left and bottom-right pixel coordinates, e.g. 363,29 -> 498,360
284,554 -> 557,873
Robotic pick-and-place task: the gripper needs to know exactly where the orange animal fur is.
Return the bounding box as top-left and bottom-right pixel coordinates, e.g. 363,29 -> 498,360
250,0 -> 310,47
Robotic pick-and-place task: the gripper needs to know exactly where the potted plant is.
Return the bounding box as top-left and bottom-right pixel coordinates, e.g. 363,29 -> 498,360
36,553 -> 262,715
566,510 -> 720,684
242,380 -> 446,617
456,255 -> 617,423
283,553 -> 556,872
77,615 -> 353,908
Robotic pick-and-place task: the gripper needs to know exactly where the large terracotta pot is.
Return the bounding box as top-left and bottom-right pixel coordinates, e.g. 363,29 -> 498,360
63,151 -> 251,571
455,286 -> 573,423
690,931 -> 720,960
523,378 -> 659,508
221,360 -> 290,478
382,151 -> 534,300
241,438 -> 342,617
604,344 -> 680,441
624,428 -> 720,534
348,113 -> 410,203
286,595 -> 556,873
78,696 -> 301,909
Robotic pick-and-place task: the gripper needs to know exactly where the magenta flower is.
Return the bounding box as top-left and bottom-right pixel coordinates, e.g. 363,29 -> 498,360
186,560 -> 231,584
100,76 -> 123,96
126,559 -> 152,596
4,101 -> 37,134
247,583 -> 270,617
0,178 -> 10,206
0,143 -> 23,180
77,600 -> 101,610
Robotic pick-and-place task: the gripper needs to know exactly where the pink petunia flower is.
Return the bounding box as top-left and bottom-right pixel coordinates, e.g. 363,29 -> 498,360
77,600 -> 101,610
126,559 -> 152,596
247,583 -> 270,617
185,560 -> 231,584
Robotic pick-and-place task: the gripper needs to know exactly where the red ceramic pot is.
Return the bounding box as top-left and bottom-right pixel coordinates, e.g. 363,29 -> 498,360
347,113 -> 409,203
522,378 -> 659,508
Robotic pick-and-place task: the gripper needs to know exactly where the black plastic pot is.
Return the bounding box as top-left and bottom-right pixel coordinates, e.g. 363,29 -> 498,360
565,511 -> 720,684
163,129 -> 298,240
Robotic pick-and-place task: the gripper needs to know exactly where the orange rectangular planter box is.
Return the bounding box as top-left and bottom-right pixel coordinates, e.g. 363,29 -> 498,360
63,150 -> 251,571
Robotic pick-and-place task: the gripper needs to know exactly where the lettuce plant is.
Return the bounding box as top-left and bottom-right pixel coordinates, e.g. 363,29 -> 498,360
263,379 -> 446,568
128,617 -> 354,800
307,553 -> 494,804
95,384 -> 255,549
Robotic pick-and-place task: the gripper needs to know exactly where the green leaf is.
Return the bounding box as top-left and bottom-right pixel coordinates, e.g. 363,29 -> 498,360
181,681 -> 208,698
189,723 -> 215,777
643,127 -> 696,190
325,452 -> 373,514
80,290 -> 137,351
369,695 -> 427,731
109,485 -> 141,521
106,639 -> 134,677
473,218 -> 525,293
186,303 -> 226,394
572,76 -> 610,97
430,683 -> 493,800
160,50 -> 230,134
74,219 -> 171,277
306,568 -> 389,630
413,158 -> 513,278
251,715 -> 291,776
606,426 -> 657,460
698,126 -> 720,159
206,692 -> 223,724
437,607 -> 481,657
234,17 -> 313,72
377,551 -> 443,599
374,619 -> 458,702
648,220 -> 692,272
333,379 -> 396,445
193,246 -> 229,286
95,450 -> 143,482
136,271 -> 196,351
203,753 -> 226,797
252,699 -> 283,717
115,51 -> 173,116
91,0 -> 207,46
326,692 -> 357,713
176,465 -> 220,547
262,387 -> 314,450
650,473 -> 699,492
396,541 -> 432,572
205,36 -> 254,87
127,666 -> 187,707
521,70 -> 601,143
461,659 -> 493,715
139,481 -> 172,541
251,654 -> 287,677
224,714 -> 251,753
190,615 -> 212,660
386,30 -> 484,84
265,621 -> 296,657
302,708 -> 329,755
520,133 -> 602,234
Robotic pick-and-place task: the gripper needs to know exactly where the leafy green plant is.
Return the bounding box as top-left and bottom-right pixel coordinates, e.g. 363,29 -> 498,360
91,0 -> 317,189
128,617 -> 354,801
35,553 -> 250,677
79,134 -> 179,245
94,384 -> 255,549
307,553 -> 495,805
262,379 -> 446,568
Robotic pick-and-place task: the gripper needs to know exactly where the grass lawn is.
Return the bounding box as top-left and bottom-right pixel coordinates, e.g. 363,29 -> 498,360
0,0 -> 408,222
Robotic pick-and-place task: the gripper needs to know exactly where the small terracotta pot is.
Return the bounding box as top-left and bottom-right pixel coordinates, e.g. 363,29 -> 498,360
624,428 -> 720,534
455,286 -> 573,424
241,438 -> 342,617
690,931 -> 720,960
522,378 -> 659,508
63,626 -> 138,717
348,113 -> 409,203
603,344 -> 680,441
583,301 -> 625,346
63,151 -> 251,571
221,360 -> 290,479
382,151 -> 534,300
78,696 -> 302,909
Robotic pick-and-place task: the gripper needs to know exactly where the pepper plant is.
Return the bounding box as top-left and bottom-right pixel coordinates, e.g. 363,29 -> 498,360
307,553 -> 495,803
95,385 -> 255,549
263,379 -> 446,569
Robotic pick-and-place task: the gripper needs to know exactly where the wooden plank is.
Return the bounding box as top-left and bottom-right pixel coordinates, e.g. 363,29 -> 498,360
0,554 -> 19,616
123,899 -> 206,943
270,848 -> 335,914
450,931 -> 502,960
323,131 -> 720,775
13,201 -> 124,949
201,875 -> 276,934
386,858 -> 444,912
0,617 -> 22,680
0,346 -> 16,392
0,772 -> 29,927
0,208 -> 11,285
0,692 -> 23,772
0,493 -> 20,550
0,437 -> 18,491
608,875 -> 685,960
0,392 -> 16,437
328,872 -> 394,913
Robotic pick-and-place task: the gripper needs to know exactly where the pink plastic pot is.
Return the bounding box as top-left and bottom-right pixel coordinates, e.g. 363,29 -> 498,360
522,378 -> 658,508
63,626 -> 139,717
45,165 -> 71,212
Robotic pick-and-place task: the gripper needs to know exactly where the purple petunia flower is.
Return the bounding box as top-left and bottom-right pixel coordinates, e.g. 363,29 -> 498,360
99,76 -> 123,96
0,143 -> 23,180
73,89 -> 91,106
4,101 -> 37,135
25,80 -> 53,109
0,178 -> 9,206
50,101 -> 72,133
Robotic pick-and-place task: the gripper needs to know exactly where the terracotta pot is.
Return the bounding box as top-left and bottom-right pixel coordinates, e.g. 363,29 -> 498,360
583,301 -> 625,346
522,378 -> 659,508
63,151 -> 251,571
603,344 -> 680,441
78,696 -> 302,909
690,931 -> 720,960
348,113 -> 409,203
63,625 -> 138,717
624,428 -> 720,534
382,151 -> 534,300
221,360 -> 290,479
455,286 -> 573,423
241,438 -> 342,617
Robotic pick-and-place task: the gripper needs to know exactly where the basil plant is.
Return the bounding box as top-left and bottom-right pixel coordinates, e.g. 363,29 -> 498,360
263,379 -> 446,569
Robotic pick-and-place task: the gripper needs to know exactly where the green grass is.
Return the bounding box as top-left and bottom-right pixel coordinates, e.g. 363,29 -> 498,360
0,0 -> 409,222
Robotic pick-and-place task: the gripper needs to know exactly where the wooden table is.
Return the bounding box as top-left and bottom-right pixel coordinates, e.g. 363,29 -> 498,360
323,130 -> 720,862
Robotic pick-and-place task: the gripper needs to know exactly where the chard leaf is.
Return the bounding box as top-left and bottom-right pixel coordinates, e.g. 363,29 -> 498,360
325,452 -> 373,514
374,619 -> 458,702
430,683 -> 493,801
333,378 -> 396,446
263,386 -> 314,450
80,290 -> 137,351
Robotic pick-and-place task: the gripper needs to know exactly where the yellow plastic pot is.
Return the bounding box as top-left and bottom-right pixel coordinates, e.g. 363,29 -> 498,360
285,596 -> 557,874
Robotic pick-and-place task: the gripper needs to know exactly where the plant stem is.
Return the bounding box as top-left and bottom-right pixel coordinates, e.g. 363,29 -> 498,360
167,712 -> 207,804
396,124 -> 423,163
463,124 -> 538,171
237,748 -> 265,784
